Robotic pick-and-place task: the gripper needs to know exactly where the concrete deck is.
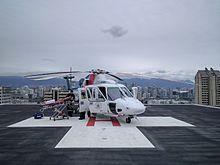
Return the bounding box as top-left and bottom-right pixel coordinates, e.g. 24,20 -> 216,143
0,105 -> 220,164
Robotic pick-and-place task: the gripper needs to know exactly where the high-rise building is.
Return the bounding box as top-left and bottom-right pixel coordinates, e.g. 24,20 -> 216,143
0,87 -> 12,104
195,68 -> 220,106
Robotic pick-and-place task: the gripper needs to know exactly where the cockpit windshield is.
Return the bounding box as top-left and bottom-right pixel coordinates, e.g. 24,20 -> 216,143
121,87 -> 133,97
107,87 -> 124,101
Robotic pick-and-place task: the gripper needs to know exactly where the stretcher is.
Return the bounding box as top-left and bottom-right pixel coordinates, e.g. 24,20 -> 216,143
49,103 -> 69,121
37,96 -> 73,121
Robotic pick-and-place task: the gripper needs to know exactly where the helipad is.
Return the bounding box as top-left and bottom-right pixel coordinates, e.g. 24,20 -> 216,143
1,105 -> 220,165
8,116 -> 193,148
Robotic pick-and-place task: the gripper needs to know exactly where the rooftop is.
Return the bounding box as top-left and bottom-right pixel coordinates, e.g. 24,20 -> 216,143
0,104 -> 220,165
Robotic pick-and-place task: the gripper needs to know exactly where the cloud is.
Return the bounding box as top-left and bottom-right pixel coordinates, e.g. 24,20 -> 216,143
116,70 -> 195,81
156,70 -> 167,74
0,0 -> 219,77
101,25 -> 128,38
42,58 -> 55,63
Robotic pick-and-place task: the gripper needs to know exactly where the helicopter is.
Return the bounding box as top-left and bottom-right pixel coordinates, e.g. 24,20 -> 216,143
25,69 -> 146,123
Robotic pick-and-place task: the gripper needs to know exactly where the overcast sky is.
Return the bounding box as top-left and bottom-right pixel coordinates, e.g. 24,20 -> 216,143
0,0 -> 220,80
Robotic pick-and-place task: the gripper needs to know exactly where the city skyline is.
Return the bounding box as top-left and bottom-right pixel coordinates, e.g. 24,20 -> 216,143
1,0 -> 220,80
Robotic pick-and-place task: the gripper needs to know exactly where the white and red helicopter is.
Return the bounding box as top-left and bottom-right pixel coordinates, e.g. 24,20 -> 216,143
25,69 -> 145,123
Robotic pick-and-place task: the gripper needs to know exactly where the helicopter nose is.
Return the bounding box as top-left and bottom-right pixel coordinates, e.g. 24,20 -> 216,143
126,102 -> 145,115
116,97 -> 145,115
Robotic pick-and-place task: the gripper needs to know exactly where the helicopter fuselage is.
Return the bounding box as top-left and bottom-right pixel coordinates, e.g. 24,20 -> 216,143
79,83 -> 146,123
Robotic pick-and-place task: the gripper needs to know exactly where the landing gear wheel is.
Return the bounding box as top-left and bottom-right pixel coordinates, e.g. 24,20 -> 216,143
126,117 -> 131,123
87,111 -> 91,117
68,110 -> 73,117
91,113 -> 97,117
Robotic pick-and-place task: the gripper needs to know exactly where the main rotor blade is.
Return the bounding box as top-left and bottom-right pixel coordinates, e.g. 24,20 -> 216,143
106,73 -> 123,81
25,71 -> 89,81
24,71 -> 81,78
30,76 -> 59,80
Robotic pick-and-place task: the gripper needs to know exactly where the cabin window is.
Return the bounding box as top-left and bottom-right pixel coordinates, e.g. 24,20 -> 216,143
98,87 -> 107,99
86,88 -> 92,99
97,92 -> 105,101
81,90 -> 86,99
92,88 -> 96,99
87,88 -> 96,101
95,88 -> 105,102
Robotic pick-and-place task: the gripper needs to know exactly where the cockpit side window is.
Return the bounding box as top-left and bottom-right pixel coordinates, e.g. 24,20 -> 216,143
107,87 -> 124,101
121,87 -> 133,97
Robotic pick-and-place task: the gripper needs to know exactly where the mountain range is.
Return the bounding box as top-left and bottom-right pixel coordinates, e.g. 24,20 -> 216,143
0,76 -> 194,89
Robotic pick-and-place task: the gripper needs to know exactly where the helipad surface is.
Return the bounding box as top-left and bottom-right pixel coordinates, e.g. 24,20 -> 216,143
1,105 -> 220,165
8,116 -> 193,148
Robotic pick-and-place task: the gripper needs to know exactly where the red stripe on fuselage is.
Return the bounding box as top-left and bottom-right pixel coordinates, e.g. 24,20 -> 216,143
88,73 -> 95,85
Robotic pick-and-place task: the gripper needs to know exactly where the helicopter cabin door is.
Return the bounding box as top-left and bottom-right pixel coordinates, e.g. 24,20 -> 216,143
78,88 -> 89,113
87,87 -> 108,114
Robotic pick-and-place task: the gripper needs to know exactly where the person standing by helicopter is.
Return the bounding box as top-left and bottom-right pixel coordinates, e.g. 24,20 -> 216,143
78,90 -> 87,120
66,91 -> 75,117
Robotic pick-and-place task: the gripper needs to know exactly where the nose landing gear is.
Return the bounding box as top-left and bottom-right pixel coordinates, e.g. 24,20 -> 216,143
126,117 -> 131,123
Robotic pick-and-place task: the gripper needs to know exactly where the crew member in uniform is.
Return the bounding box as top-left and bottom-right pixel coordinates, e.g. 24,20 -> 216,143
79,91 -> 87,120
66,92 -> 75,117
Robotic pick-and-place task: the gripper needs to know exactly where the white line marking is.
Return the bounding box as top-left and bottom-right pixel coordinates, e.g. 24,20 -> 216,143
8,117 -> 83,127
56,127 -> 154,148
8,116 -> 194,148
